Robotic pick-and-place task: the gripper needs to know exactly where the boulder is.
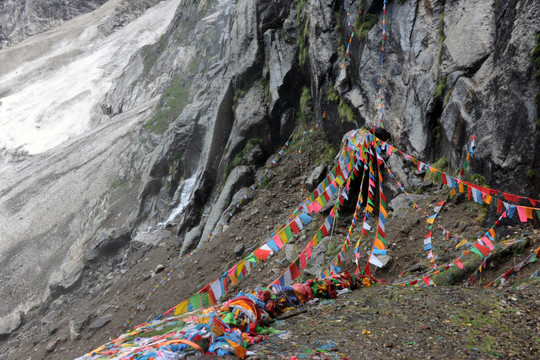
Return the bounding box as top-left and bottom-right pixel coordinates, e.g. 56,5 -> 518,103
180,225 -> 203,256
88,314 -> 113,330
388,194 -> 426,219
305,164 -> 327,191
233,244 -> 245,257
48,260 -> 84,298
93,228 -> 131,255
0,311 -> 23,337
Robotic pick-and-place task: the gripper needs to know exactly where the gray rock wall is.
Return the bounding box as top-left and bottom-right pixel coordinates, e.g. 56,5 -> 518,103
104,0 -> 539,252
0,0 -> 109,47
335,0 -> 539,195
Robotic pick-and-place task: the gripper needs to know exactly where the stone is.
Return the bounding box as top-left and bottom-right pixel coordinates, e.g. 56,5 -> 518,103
132,230 -> 167,248
233,244 -> 245,256
48,260 -> 84,298
45,339 -> 57,353
388,194 -> 426,219
41,310 -> 59,325
378,255 -> 392,268
180,224 -> 203,256
0,311 -> 23,337
93,228 -> 131,255
69,319 -> 84,341
305,165 -> 327,191
154,264 -> 165,274
250,208 -> 260,217
88,314 -> 113,330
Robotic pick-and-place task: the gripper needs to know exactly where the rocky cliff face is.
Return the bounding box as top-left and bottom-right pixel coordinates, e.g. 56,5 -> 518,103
0,0 -> 538,338
0,0 -> 169,48
104,0 -> 539,257
0,0 -> 108,47
343,0 -> 540,196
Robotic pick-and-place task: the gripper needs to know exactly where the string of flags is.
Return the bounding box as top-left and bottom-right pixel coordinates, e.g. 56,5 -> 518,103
466,238 -> 527,286
159,132 -> 359,319
118,138 -> 294,334
483,246 -> 539,288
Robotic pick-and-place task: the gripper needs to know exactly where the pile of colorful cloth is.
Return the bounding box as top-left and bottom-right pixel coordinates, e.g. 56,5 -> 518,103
76,272 -> 370,360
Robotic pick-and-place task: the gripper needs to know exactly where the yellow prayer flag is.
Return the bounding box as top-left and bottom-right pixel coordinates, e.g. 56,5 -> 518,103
279,229 -> 289,245
174,299 -> 189,316
427,217 -> 435,224
459,182 -> 465,193
456,239 -> 467,249
450,188 -> 456,197
484,195 -> 492,204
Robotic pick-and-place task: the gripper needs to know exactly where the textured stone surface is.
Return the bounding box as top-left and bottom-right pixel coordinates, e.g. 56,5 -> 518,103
0,311 -> 22,337
88,314 -> 113,329
48,260 -> 84,298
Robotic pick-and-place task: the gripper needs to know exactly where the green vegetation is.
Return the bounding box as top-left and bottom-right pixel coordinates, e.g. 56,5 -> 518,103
526,169 -> 536,181
467,173 -> 488,187
300,87 -> 312,114
397,0 -> 407,4
82,256 -> 90,268
259,176 -> 273,189
443,87 -> 453,107
431,255 -> 482,285
438,12 -> 446,44
434,76 -> 446,100
297,0 -> 307,24
232,88 -> 247,112
298,16 -> 310,67
260,75 -> 270,102
297,86 -> 312,124
188,58 -> 200,74
424,157 -> 448,182
111,179 -> 123,189
434,12 -> 447,103
145,76 -> 191,134
532,33 -> 540,69
318,146 -> 338,164
356,13 -> 378,42
328,84 -> 339,102
142,34 -> 168,76
224,138 -> 263,180
338,100 -> 356,123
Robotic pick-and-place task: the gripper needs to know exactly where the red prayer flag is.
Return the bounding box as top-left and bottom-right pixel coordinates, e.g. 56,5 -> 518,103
289,262 -> 301,280
289,220 -> 300,234
474,243 -> 490,256
253,248 -> 272,261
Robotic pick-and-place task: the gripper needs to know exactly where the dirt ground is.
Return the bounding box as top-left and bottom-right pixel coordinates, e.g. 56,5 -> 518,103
1,128 -> 539,360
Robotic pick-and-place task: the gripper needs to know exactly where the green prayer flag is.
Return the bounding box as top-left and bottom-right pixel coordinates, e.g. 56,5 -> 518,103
189,293 -> 203,311
284,226 -> 293,240
470,247 -> 484,258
